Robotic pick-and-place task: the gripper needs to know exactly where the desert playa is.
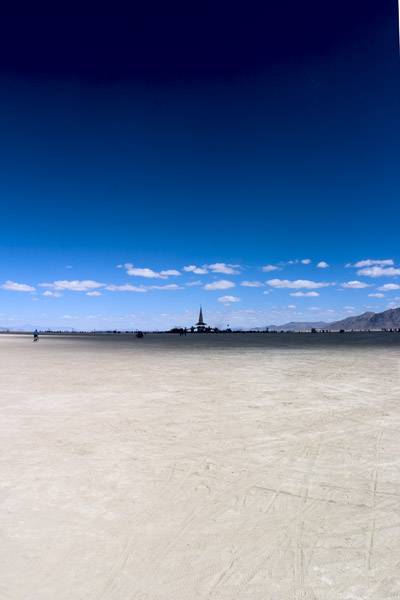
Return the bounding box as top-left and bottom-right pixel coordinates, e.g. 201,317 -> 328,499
1,332 -> 400,599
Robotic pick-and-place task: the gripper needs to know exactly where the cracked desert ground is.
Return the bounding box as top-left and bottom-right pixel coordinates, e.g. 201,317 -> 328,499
1,333 -> 400,600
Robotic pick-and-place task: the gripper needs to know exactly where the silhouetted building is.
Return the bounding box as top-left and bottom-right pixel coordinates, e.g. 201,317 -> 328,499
195,306 -> 207,332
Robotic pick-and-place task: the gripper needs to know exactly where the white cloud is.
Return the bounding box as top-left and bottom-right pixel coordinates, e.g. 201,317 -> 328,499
1,280 -> 36,292
43,290 -> 62,297
86,291 -> 102,296
185,280 -> 202,287
208,263 -> 240,275
106,282 -> 182,292
357,266 -> 400,278
352,259 -> 394,268
301,258 -> 311,265
341,281 -> 370,289
204,279 -> 235,291
159,269 -> 181,277
120,264 -> 180,279
149,284 -> 182,290
288,304 -> 296,309
183,265 -> 208,275
125,266 -> 162,278
40,280 -> 104,292
262,264 -> 279,272
290,291 -> 320,297
240,281 -> 264,287
317,261 -> 329,269
218,295 -> 240,303
368,293 -> 384,298
266,279 -> 332,289
378,283 -> 400,291
123,263 -> 168,279
387,301 -> 400,309
105,284 -> 147,292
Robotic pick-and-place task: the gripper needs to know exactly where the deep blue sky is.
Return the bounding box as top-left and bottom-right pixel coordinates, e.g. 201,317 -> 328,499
1,5 -> 399,329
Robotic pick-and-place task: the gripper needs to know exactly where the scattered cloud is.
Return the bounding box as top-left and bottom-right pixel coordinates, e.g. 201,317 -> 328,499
125,265 -> 164,278
43,290 -> 62,297
160,269 -> 181,277
149,284 -> 182,290
240,281 -> 264,287
368,293 -> 384,298
40,280 -> 104,292
262,264 -> 279,272
204,279 -> 235,291
266,279 -> 332,289
301,258 -> 311,265
317,261 -> 329,269
357,266 -> 400,278
218,295 -> 240,303
1,280 -> 36,292
377,283 -> 400,291
208,262 -> 240,274
288,304 -> 296,308
350,259 -> 394,268
86,291 -> 102,296
290,291 -> 320,297
341,281 -> 370,289
104,282 -> 182,292
183,265 -> 208,275
387,301 -> 400,309
105,284 -> 147,292
123,263 -> 180,279
185,280 -> 202,287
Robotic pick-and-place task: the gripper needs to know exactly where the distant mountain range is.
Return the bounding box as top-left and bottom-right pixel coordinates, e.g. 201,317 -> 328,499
327,308 -> 400,331
267,307 -> 400,331
267,321 -> 329,332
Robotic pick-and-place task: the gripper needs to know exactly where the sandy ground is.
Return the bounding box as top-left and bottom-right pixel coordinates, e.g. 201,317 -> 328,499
1,333 -> 400,600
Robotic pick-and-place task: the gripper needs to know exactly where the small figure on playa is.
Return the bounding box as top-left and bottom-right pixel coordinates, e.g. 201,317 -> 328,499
33,329 -> 39,342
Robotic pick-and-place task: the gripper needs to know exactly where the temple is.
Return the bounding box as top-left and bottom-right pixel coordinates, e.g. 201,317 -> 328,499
195,306 -> 207,332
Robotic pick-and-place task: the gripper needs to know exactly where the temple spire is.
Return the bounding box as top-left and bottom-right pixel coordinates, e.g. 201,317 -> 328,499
194,306 -> 207,331
198,306 -> 204,325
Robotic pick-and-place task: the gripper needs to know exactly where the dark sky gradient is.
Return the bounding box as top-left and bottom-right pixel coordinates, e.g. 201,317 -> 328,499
0,4 -> 394,83
0,5 -> 399,328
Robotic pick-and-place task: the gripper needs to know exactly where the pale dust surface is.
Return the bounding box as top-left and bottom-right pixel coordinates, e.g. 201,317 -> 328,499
1,333 -> 400,600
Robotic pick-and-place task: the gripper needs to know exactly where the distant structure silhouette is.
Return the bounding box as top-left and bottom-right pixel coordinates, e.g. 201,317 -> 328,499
195,306 -> 207,332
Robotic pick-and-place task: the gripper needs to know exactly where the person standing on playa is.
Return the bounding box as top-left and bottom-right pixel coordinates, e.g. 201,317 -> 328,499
33,329 -> 39,342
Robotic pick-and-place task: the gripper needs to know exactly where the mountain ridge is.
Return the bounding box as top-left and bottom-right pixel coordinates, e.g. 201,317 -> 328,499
267,307 -> 400,331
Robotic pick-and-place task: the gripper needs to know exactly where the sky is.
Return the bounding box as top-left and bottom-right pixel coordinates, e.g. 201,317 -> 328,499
1,5 -> 400,330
